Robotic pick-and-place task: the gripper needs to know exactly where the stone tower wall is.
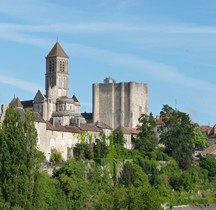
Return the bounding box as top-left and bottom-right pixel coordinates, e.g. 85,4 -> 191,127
45,57 -> 69,100
93,82 -> 148,129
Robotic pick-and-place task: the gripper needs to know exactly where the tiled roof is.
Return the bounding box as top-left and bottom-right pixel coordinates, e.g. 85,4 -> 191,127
208,124 -> 216,137
114,126 -> 140,135
95,121 -> 112,130
46,122 -> 82,133
80,123 -> 102,132
65,125 -> 82,133
46,42 -> 69,58
202,144 -> 216,155
34,112 -> 46,123
200,125 -> 212,134
46,122 -> 68,132
156,116 -> 165,126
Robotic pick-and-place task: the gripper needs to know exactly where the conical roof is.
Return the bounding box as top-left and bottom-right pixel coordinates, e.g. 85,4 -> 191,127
9,97 -> 23,108
46,42 -> 69,58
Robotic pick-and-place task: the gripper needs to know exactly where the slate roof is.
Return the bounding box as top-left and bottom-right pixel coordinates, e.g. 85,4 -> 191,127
81,112 -> 93,123
21,100 -> 34,109
72,95 -> 79,102
9,97 -> 23,108
13,108 -> 46,123
46,42 -> 69,58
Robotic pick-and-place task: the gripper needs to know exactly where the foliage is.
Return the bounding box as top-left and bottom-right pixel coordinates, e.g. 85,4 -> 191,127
0,106 -> 216,209
0,108 -> 44,209
94,185 -> 162,210
53,158 -> 89,209
113,130 -> 125,146
134,157 -> 161,187
200,155 -> 216,179
193,124 -> 209,149
158,105 -> 195,170
119,161 -> 149,187
33,172 -> 67,210
133,113 -> 158,152
93,139 -> 108,159
50,150 -> 63,163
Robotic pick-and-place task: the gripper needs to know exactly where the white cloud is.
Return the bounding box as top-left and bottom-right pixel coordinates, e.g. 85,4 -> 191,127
1,22 -> 216,34
0,73 -> 43,93
67,42 -> 216,93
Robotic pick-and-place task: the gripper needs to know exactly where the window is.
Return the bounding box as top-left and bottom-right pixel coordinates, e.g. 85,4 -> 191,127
49,61 -> 52,72
52,60 -> 54,72
60,61 -> 62,72
62,61 -> 65,72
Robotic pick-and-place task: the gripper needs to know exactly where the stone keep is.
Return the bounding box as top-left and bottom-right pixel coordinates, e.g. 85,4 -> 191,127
93,78 -> 148,129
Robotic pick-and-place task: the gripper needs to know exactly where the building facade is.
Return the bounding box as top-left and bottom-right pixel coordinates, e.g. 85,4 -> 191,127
0,43 -> 148,161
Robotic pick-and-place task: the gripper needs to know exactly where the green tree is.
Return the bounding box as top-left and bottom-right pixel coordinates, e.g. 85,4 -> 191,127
113,130 -> 125,146
33,172 -> 67,210
135,157 -> 161,187
158,105 -> 195,170
193,124 -> 209,149
200,155 -> 216,179
93,139 -> 108,159
73,143 -> 88,159
50,150 -> 63,163
119,161 -> 149,187
0,108 -> 44,209
133,113 -> 158,152
53,158 -> 89,209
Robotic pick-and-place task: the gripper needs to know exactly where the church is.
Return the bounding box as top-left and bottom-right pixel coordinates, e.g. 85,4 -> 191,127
0,42 -> 148,161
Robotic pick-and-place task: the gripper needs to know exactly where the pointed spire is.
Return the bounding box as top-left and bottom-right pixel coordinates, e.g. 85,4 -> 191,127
46,42 -> 69,58
9,97 -> 23,108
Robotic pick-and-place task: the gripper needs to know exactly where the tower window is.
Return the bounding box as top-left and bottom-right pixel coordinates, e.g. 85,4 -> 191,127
60,61 -> 62,72
52,60 -> 54,72
49,61 -> 52,72
62,61 -> 65,72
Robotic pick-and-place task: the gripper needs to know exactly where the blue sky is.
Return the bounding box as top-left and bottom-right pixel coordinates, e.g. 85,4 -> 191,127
1,0 -> 216,126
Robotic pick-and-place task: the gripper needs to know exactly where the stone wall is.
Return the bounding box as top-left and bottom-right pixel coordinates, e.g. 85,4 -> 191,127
93,82 -> 148,129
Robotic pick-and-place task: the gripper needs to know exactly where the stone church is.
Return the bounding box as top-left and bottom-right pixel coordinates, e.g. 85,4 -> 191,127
0,42 -> 149,161
33,42 -> 86,126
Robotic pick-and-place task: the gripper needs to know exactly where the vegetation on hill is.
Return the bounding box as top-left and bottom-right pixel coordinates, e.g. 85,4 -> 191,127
0,106 -> 215,210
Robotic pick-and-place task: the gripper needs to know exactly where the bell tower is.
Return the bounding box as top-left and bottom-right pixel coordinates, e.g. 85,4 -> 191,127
45,42 -> 69,101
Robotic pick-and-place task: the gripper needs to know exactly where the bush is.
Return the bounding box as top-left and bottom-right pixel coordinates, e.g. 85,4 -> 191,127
50,150 -> 63,163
